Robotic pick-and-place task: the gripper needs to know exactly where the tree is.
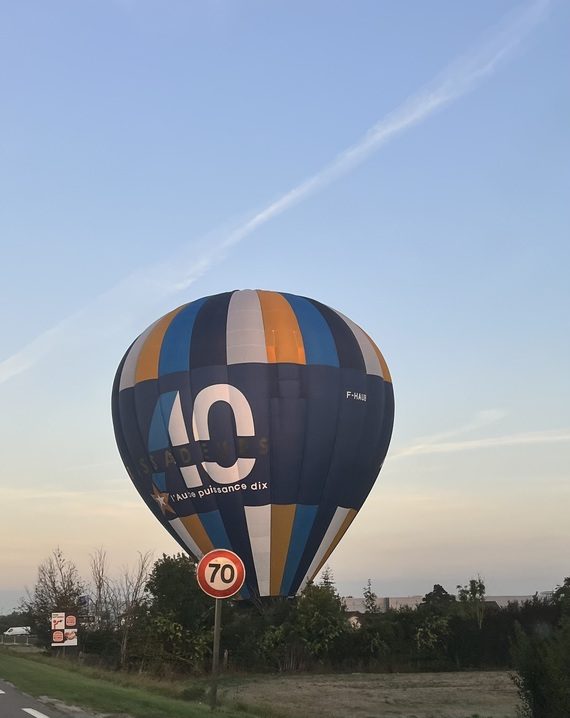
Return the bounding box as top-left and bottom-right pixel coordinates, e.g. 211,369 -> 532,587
89,547 -> 116,630
294,571 -> 348,662
357,580 -> 391,662
512,617 -> 570,717
144,553 -> 212,670
110,552 -> 153,669
511,579 -> 570,715
363,579 -> 379,614
319,566 -> 336,592
553,577 -> 570,614
421,584 -> 456,613
145,553 -> 210,632
457,575 -> 486,630
21,548 -> 85,647
257,601 -> 304,671
415,614 -> 450,657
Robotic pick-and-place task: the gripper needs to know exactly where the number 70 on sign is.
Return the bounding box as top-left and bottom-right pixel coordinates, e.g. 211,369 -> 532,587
196,549 -> 246,599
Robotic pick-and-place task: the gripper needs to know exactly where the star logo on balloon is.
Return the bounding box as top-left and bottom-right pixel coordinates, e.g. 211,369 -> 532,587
151,485 -> 176,515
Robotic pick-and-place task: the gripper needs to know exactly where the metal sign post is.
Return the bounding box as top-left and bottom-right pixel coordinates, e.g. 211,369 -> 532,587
196,549 -> 246,711
210,598 -> 222,709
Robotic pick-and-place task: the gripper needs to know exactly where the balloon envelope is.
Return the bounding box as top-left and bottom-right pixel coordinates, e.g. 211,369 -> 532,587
112,290 -> 394,599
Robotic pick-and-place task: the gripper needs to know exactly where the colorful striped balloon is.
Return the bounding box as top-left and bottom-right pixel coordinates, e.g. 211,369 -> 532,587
112,290 -> 394,599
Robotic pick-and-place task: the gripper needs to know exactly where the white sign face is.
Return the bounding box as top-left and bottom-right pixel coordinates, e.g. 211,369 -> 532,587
51,613 -> 65,630
63,629 -> 78,646
197,549 -> 246,599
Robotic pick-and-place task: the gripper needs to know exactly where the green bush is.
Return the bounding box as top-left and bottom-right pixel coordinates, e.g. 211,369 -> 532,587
511,617 -> 570,717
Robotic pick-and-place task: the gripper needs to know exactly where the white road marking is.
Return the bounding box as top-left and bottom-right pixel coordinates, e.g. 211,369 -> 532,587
0,689 -> 6,694
22,710 -> 50,718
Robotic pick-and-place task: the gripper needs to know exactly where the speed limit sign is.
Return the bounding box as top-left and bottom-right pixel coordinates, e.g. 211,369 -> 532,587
197,549 -> 246,599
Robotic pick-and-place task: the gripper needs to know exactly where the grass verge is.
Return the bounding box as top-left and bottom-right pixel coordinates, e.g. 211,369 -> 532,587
0,648 -> 270,718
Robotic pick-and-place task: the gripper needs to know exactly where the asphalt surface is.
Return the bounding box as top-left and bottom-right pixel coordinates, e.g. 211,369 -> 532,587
0,678 -> 72,718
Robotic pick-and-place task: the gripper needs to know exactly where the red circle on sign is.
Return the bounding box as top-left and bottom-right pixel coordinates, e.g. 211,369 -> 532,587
52,630 -> 64,642
197,549 -> 246,599
66,615 -> 77,627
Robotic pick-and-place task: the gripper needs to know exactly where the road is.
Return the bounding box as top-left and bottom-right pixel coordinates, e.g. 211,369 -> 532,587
0,678 -> 68,718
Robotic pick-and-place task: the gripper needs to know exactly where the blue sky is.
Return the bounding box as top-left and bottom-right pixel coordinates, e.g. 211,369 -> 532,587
0,0 -> 568,611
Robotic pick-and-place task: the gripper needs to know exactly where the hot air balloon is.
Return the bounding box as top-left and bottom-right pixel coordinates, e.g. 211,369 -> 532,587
112,290 -> 394,599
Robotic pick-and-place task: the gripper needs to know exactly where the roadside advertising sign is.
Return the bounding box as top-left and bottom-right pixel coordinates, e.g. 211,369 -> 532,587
51,612 -> 78,647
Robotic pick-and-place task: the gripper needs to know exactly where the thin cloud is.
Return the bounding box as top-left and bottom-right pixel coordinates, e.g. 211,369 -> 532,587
1,487 -> 135,501
0,315 -> 77,385
0,0 -> 550,384
411,409 -> 508,446
392,428 -> 570,458
60,460 -> 121,473
0,489 -> 141,519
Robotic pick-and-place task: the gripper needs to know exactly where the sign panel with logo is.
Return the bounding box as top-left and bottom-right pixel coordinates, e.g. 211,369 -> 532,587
51,612 -> 65,630
51,612 -> 78,646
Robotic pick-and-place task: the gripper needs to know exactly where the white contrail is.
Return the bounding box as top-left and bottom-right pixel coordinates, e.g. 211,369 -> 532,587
201,0 -> 550,258
392,428 -> 570,458
0,0 -> 550,384
0,315 -> 77,385
405,409 -> 508,447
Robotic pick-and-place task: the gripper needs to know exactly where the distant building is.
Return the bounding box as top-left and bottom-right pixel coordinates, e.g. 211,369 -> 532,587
343,595 -> 423,613
342,594 -> 539,614
484,595 -> 535,608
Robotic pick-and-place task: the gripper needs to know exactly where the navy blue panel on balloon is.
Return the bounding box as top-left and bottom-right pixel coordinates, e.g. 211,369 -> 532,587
189,292 -> 233,369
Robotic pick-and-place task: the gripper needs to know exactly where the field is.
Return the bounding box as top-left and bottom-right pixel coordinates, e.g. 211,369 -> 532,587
221,671 -> 520,718
0,648 -> 520,718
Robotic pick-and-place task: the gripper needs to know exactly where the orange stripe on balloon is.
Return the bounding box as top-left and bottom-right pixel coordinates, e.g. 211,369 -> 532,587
270,504 -> 296,595
180,515 -> 214,555
310,508 -> 357,582
363,331 -> 392,383
257,291 -> 306,364
134,307 -> 184,383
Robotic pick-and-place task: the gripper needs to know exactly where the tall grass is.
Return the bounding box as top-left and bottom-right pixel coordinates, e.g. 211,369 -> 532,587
0,648 -> 267,718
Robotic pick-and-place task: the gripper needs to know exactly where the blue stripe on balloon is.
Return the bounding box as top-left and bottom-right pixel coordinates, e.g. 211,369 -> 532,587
280,504 -> 319,596
200,510 -> 233,550
152,472 -> 167,491
307,299 -> 365,371
282,294 -> 339,367
288,502 -> 337,596
158,298 -> 207,376
148,391 -> 178,451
